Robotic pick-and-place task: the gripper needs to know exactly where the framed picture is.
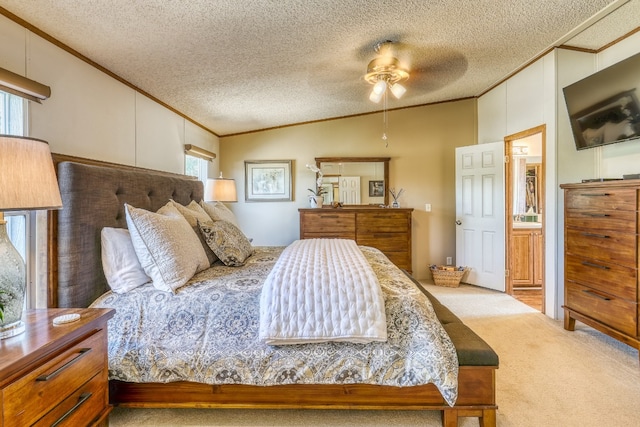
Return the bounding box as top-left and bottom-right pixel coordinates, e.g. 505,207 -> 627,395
244,160 -> 293,202
369,180 -> 384,197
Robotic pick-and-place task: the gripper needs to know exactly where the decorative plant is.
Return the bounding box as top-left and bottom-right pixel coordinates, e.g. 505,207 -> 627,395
389,187 -> 404,203
306,164 -> 327,197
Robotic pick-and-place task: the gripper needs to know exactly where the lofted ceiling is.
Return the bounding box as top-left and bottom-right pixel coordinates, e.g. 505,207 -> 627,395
1,0 -> 639,136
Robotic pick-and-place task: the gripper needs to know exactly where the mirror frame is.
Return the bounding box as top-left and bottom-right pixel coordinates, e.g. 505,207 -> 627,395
315,157 -> 390,206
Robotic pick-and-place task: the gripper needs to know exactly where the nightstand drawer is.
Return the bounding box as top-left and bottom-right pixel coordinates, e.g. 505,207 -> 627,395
3,329 -> 106,427
32,372 -> 107,427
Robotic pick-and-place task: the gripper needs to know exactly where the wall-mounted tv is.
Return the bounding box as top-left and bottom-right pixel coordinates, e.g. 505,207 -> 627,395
563,51 -> 640,150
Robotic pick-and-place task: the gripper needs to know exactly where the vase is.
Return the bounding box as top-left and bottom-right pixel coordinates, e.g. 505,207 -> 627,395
391,200 -> 400,208
0,222 -> 26,339
309,195 -> 324,208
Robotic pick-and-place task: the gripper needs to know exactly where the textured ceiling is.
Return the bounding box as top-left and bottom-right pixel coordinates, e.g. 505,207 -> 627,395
1,0 -> 639,136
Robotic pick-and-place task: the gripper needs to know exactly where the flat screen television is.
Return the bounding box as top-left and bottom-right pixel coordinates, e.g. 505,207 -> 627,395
563,51 -> 640,150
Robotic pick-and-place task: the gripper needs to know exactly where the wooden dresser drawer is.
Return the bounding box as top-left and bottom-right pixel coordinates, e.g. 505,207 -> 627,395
383,251 -> 411,271
565,209 -> 637,233
565,281 -> 637,337
357,233 -> 408,252
301,211 -> 355,234
357,211 -> 409,232
3,330 -> 106,427
565,188 -> 637,211
32,372 -> 107,427
565,228 -> 636,267
565,254 -> 637,301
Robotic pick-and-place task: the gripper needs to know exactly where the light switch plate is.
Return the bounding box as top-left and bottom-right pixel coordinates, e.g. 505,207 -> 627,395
425,203 -> 432,212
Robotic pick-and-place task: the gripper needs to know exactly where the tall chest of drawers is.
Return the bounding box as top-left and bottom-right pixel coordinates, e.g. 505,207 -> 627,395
560,180 -> 640,351
299,207 -> 413,273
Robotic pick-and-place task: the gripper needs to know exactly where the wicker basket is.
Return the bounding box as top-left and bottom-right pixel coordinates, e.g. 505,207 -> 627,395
430,265 -> 468,287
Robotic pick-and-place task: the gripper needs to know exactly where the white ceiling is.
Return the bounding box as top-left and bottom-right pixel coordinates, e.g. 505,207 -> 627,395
1,0 -> 639,136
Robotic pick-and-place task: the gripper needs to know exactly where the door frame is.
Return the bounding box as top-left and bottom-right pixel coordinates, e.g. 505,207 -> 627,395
504,124 -> 546,312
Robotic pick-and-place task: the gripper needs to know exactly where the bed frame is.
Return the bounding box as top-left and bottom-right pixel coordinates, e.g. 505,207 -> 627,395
47,155 -> 497,427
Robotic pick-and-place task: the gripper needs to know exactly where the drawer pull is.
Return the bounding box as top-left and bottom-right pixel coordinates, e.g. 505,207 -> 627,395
581,261 -> 610,270
584,213 -> 610,217
580,193 -> 610,197
582,289 -> 611,301
36,348 -> 92,381
319,215 -> 340,219
581,232 -> 610,239
51,392 -> 92,427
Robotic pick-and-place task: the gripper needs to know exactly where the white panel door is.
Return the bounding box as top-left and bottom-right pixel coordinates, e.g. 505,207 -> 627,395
339,176 -> 361,204
455,142 -> 505,291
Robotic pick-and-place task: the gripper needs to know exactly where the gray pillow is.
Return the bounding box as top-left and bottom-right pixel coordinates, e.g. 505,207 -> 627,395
159,200 -> 219,265
198,220 -> 254,266
125,203 -> 209,293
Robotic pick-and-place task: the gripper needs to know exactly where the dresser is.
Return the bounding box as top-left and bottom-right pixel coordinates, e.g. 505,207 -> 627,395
299,207 -> 413,272
560,180 -> 639,351
0,308 -> 115,427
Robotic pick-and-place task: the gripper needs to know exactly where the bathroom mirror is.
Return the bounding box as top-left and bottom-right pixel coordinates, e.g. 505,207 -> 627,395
315,157 -> 390,206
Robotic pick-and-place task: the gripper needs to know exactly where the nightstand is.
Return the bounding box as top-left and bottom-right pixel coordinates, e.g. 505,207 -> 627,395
0,308 -> 115,427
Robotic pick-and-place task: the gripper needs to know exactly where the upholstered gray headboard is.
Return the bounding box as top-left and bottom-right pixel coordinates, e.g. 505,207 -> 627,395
56,161 -> 203,308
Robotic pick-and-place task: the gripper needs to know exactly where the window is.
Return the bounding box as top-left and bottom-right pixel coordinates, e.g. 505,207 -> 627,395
0,90 -> 24,134
1,90 -> 35,308
185,155 -> 209,183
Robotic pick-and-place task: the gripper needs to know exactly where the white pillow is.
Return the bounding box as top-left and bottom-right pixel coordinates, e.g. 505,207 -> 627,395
200,201 -> 239,227
125,203 -> 209,293
101,227 -> 151,293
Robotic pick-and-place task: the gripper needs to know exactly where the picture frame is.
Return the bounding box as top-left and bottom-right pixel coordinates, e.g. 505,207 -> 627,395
369,180 -> 384,197
244,160 -> 293,202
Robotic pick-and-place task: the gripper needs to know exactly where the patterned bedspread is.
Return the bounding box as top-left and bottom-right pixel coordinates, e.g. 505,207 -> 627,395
90,245 -> 459,406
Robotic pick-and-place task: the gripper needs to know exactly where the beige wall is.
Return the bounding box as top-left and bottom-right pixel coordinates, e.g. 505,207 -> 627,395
220,99 -> 477,279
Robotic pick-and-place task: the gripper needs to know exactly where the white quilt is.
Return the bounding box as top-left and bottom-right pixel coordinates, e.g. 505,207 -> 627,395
259,239 -> 387,345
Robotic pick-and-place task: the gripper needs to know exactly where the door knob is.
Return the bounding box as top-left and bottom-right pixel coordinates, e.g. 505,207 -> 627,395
455,220 -> 462,225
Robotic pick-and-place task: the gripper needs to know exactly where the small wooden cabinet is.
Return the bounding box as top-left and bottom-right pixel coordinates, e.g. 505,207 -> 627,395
511,227 -> 543,287
560,180 -> 640,353
0,308 -> 115,427
299,207 -> 413,272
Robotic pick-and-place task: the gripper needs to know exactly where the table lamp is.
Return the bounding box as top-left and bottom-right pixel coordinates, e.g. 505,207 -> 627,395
204,172 -> 237,202
0,135 -> 62,339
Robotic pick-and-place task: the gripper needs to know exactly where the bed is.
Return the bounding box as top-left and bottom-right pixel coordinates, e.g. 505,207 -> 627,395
47,155 -> 498,427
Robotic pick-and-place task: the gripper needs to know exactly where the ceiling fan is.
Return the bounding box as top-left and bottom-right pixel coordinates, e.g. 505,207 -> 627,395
364,40 -> 410,103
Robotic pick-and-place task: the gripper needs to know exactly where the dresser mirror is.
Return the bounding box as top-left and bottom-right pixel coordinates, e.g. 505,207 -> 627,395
315,157 -> 390,206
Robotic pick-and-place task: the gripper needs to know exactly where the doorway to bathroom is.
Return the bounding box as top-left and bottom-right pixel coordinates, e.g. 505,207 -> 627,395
505,125 -> 545,312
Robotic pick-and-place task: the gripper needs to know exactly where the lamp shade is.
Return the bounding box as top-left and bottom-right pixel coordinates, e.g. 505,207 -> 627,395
204,177 -> 237,202
0,135 -> 62,211
0,134 -> 61,339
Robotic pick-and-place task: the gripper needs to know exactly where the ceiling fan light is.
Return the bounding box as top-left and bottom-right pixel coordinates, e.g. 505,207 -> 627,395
369,88 -> 384,103
372,80 -> 387,95
390,82 -> 406,99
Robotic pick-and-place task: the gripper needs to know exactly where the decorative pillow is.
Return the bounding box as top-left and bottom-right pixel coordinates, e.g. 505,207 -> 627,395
101,227 -> 151,293
198,220 -> 254,266
125,203 -> 209,293
200,201 -> 239,227
159,200 -> 219,265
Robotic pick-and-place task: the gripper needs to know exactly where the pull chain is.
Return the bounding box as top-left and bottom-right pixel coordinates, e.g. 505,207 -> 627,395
382,90 -> 388,147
